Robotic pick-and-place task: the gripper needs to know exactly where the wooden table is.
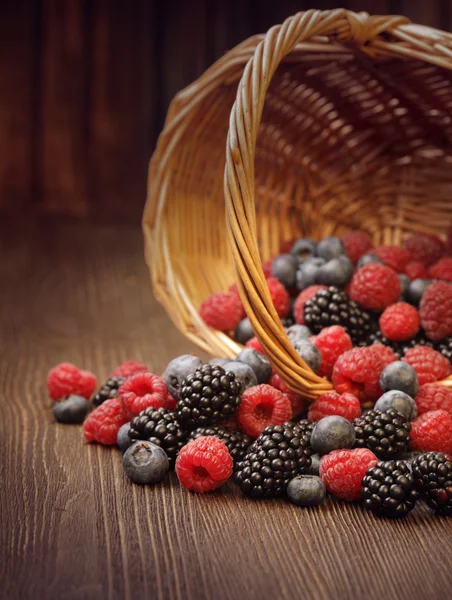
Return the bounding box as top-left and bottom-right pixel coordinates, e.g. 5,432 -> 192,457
2,219 -> 452,600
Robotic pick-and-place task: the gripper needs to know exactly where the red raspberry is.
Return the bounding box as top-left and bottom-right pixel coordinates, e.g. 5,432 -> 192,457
379,302 -> 420,342
366,344 -> 398,366
175,436 -> 233,493
236,384 -> 292,438
109,360 -> 148,378
309,325 -> 352,378
411,410 -> 452,454
266,277 -> 290,318
372,245 -> 410,273
269,371 -> 306,418
262,257 -> 275,279
47,362 -> 97,401
199,292 -> 242,331
350,263 -> 401,311
280,238 -> 298,254
245,336 -> 264,353
415,383 -> 452,416
118,372 -> 171,419
332,347 -> 385,403
83,399 -> 128,445
447,224 -> 452,255
308,392 -> 361,422
404,261 -> 428,280
293,285 -> 328,324
228,284 -> 246,319
340,230 -> 373,264
403,232 -> 444,266
419,280 -> 452,341
319,448 -> 378,501
403,346 -> 451,386
428,257 -> 452,282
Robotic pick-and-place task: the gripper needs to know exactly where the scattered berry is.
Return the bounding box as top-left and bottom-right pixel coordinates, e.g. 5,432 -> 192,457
353,408 -> 411,458
379,361 -> 419,399
83,398 -> 129,445
291,238 -> 317,261
175,436 -> 233,493
234,318 -> 254,344
286,324 -> 312,345
118,372 -> 171,419
317,236 -> 345,261
245,336 -> 264,354
308,392 -> 361,423
287,475 -> 326,506
209,357 -> 230,367
295,257 -> 326,290
366,343 -> 398,367
399,273 -> 411,298
403,345 -> 451,385
53,395 -> 90,424
332,347 -> 385,403
236,384 -> 292,438
362,460 -> 418,517
310,416 -> 356,455
293,340 -> 322,373
123,440 -> 169,485
269,371 -> 306,418
310,325 -> 352,378
93,376 -> 126,407
306,453 -> 321,476
411,410 -> 452,454
266,277 -> 290,318
110,361 -> 148,378
199,291 -> 243,331
407,278 -> 432,306
357,253 -> 384,268
236,348 -> 272,383
188,426 -> 253,463
379,302 -> 420,342
223,361 -> 257,393
372,245 -> 410,273
340,230 -> 373,264
262,257 -> 274,279
429,257 -> 452,281
404,261 -> 428,280
316,256 -> 354,287
271,254 -> 299,288
117,422 -> 133,452
374,390 -> 417,421
47,362 -> 97,401
320,448 -> 378,501
419,280 -> 452,341
415,383 -> 452,416
350,263 -> 401,311
412,452 -> 452,516
403,233 -> 444,266
293,285 -> 327,324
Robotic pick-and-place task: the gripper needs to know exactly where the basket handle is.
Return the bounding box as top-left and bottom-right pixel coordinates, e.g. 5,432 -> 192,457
224,9 -> 413,398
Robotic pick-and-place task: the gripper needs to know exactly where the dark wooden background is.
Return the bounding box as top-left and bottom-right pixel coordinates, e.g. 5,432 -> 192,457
1,0 -> 451,222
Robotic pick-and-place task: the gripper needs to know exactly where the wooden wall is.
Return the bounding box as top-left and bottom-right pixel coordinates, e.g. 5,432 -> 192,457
0,0 -> 451,221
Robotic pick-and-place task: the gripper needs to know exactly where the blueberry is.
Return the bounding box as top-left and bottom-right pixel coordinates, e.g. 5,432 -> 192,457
407,278 -> 432,306
117,422 -> 133,452
296,258 -> 325,291
286,324 -> 312,346
123,441 -> 169,485
357,253 -> 384,269
164,355 -> 203,399
209,357 -> 230,367
271,254 -> 299,288
306,453 -> 321,476
234,317 -> 254,344
236,348 -> 272,383
374,389 -> 417,421
287,475 -> 326,507
398,274 -> 410,300
316,236 -> 345,261
291,238 -> 317,261
223,361 -> 257,393
379,361 -> 419,399
317,255 -> 354,287
53,395 -> 89,424
310,416 -> 356,455
293,340 -> 322,373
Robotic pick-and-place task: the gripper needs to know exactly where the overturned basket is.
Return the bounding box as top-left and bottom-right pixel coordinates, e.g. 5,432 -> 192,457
144,9 -> 452,400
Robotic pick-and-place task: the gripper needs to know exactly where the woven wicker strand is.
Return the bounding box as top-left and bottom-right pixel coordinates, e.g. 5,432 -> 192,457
145,9 -> 452,398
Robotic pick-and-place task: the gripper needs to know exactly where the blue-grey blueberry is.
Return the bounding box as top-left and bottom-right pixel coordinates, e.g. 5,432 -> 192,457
53,395 -> 89,424
164,355 -> 203,399
234,317 -> 254,345
317,255 -> 354,287
287,475 -> 326,507
117,422 -> 133,452
123,441 -> 169,485
310,416 -> 356,455
316,236 -> 345,261
223,361 -> 257,393
271,254 -> 299,288
236,348 -> 272,383
293,340 -> 322,373
379,361 -> 419,399
291,238 -> 317,261
374,390 -> 417,421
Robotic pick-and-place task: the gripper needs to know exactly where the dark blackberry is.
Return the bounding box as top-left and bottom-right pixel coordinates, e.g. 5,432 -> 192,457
92,376 -> 126,407
234,422 -> 312,499
188,426 -> 253,463
128,407 -> 186,467
411,452 -> 452,516
177,364 -> 241,431
434,337 -> 452,363
367,330 -> 433,359
303,286 -> 376,343
281,316 -> 295,328
362,461 -> 418,517
353,408 -> 411,459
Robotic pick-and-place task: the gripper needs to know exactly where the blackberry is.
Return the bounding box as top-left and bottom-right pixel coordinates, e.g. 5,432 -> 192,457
188,426 -> 253,463
434,337 -> 452,363
353,408 -> 411,459
411,452 -> 452,516
92,376 -> 126,407
367,330 -> 433,359
177,364 -> 241,431
303,286 -> 375,343
362,461 -> 418,517
128,407 -> 186,467
281,316 -> 295,328
234,422 -> 312,499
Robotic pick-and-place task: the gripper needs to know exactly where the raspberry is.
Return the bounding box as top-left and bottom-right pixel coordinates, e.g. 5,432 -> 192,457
109,361 -> 148,378
266,277 -> 290,318
332,347 -> 385,403
175,436 -> 233,493
319,448 -> 378,501
309,325 -> 352,378
228,284 -> 246,319
269,371 -> 306,418
47,362 -> 97,401
280,238 -> 298,254
340,230 -> 373,264
199,292 -> 242,331
293,285 -> 327,324
245,336 -> 264,353
403,232 -> 444,266
372,245 -> 410,273
379,302 -> 420,342
366,344 -> 398,366
404,261 -> 428,280
350,263 -> 401,312
83,398 -> 128,445
419,280 -> 452,341
262,257 -> 275,279
403,345 -> 451,386
411,410 -> 452,454
415,383 -> 452,416
428,257 -> 452,282
447,224 -> 452,255
308,392 -> 361,422
118,372 -> 171,419
236,384 -> 292,438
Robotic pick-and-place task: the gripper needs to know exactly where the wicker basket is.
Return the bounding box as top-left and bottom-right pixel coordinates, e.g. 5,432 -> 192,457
143,9 -> 452,399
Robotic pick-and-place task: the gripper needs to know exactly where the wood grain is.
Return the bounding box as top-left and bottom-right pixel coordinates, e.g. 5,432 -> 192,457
1,218 -> 452,600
